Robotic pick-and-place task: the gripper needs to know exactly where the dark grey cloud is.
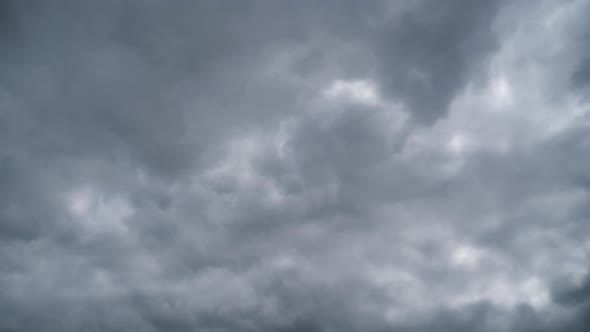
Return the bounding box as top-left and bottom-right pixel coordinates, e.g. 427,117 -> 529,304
374,0 -> 503,123
1,0 -> 590,331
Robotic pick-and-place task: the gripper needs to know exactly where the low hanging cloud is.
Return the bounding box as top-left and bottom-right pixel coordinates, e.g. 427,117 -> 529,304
1,1 -> 590,331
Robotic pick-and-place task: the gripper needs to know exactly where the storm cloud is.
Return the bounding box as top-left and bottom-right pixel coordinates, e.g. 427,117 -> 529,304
1,1 -> 590,331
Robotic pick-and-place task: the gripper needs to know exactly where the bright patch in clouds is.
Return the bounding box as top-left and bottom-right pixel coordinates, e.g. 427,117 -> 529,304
64,187 -> 133,234
65,187 -> 94,217
488,76 -> 514,110
323,79 -> 381,106
451,244 -> 484,268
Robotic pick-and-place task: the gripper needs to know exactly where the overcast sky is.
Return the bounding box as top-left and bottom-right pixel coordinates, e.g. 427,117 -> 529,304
1,1 -> 590,331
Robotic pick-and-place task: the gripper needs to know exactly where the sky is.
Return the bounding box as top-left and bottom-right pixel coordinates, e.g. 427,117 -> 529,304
1,1 -> 590,331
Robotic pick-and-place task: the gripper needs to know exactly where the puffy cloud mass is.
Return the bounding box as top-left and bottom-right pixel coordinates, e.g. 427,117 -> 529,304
1,1 -> 590,331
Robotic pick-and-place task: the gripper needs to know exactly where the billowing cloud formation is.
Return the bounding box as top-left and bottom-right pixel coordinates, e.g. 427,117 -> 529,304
1,1 -> 590,331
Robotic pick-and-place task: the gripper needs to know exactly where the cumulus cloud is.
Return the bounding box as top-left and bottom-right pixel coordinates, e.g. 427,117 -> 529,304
1,0 -> 590,331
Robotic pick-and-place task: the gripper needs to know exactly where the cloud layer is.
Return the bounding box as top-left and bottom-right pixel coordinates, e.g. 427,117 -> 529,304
1,1 -> 590,331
